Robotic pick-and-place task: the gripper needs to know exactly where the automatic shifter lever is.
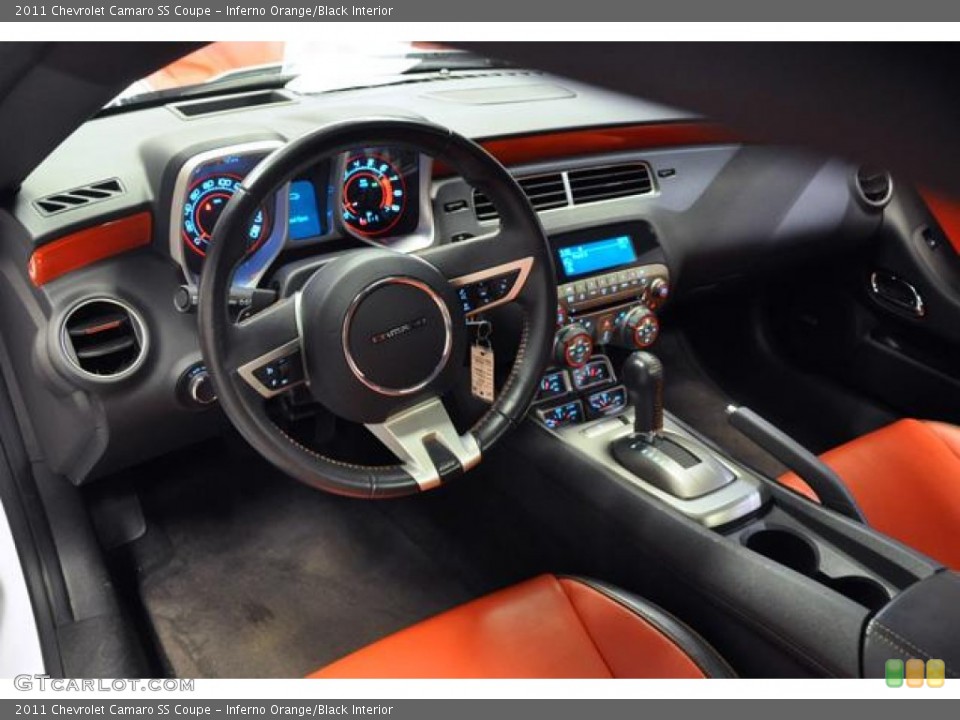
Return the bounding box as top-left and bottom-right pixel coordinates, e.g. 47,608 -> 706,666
612,351 -> 734,499
623,351 -> 664,439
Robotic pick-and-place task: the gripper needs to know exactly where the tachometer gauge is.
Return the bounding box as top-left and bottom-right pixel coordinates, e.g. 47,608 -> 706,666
341,154 -> 407,236
182,173 -> 270,257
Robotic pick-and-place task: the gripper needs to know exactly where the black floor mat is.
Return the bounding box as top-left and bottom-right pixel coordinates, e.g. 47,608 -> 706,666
126,440 -> 545,678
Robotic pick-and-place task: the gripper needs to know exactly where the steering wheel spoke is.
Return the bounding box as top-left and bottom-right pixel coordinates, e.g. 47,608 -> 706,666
421,230 -> 537,317
229,294 -> 306,398
365,397 -> 481,491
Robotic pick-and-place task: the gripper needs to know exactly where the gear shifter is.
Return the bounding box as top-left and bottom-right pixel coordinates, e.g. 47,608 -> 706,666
623,351 -> 664,440
612,352 -> 735,499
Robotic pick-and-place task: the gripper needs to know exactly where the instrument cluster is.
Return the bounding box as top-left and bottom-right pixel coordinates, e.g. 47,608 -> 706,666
171,143 -> 425,287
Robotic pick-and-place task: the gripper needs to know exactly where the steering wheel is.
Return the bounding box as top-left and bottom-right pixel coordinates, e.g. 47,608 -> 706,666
198,119 -> 556,498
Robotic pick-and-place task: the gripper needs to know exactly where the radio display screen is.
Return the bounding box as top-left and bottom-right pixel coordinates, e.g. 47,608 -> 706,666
557,235 -> 638,279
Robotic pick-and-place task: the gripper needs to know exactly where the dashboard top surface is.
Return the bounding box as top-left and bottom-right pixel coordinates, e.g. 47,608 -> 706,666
15,70 -> 695,243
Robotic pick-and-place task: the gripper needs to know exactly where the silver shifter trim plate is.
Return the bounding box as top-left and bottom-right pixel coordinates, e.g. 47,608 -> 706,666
545,408 -> 767,528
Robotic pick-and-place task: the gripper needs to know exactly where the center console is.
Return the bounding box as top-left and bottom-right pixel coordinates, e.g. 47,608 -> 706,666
517,219 -> 958,678
534,220 -> 765,528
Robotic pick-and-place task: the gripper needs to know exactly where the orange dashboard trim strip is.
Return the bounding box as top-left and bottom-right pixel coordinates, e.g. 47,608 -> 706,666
476,122 -> 741,168
921,190 -> 960,254
28,212 -> 153,287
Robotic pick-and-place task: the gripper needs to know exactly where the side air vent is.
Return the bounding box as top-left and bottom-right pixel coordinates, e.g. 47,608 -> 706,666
855,167 -> 894,208
473,172 -> 568,221
568,163 -> 653,204
170,90 -> 294,119
34,179 -> 125,216
60,298 -> 148,381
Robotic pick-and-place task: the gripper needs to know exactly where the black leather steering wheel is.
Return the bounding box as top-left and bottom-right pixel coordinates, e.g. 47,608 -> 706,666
198,119 -> 556,498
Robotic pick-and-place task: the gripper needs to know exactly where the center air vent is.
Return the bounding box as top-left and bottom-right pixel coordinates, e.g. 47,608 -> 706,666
60,298 -> 148,380
568,163 -> 653,204
855,167 -> 893,207
473,172 -> 568,221
471,162 -> 655,222
34,179 -> 124,216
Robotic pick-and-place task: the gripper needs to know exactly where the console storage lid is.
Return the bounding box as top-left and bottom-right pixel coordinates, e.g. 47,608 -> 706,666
863,571 -> 960,678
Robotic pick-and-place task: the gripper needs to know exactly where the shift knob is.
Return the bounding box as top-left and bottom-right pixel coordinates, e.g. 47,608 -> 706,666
622,351 -> 664,437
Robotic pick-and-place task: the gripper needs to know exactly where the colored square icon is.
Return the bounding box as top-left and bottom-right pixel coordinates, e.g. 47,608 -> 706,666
886,658 -> 904,687
906,658 -> 925,687
926,659 -> 945,688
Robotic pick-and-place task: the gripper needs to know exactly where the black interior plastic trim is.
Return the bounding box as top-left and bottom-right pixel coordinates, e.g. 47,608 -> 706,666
764,479 -> 941,588
0,344 -> 64,675
727,405 -> 866,523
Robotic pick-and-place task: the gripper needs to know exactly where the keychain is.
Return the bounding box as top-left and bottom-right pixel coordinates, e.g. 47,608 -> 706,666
469,318 -> 495,403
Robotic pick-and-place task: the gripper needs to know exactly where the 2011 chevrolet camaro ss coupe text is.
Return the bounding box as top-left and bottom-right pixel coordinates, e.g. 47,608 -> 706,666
0,41 -> 958,680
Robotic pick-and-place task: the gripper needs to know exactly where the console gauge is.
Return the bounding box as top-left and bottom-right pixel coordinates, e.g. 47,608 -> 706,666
182,173 -> 270,258
586,386 -> 628,418
536,370 -> 571,401
537,400 -> 584,430
342,154 -> 407,235
572,357 -> 615,390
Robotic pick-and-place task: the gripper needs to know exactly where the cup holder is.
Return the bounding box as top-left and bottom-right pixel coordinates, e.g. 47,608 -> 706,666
743,528 -> 819,577
743,527 -> 891,611
823,576 -> 891,612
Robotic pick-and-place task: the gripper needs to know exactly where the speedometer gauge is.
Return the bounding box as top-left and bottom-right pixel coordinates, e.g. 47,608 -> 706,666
182,173 -> 271,258
341,154 -> 407,236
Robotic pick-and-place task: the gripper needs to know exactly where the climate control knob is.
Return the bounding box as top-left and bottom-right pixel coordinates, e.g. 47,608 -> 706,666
647,278 -> 670,309
618,305 -> 660,349
554,324 -> 594,368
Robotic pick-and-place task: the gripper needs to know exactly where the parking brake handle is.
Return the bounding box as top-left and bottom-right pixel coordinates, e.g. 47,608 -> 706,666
726,405 -> 866,524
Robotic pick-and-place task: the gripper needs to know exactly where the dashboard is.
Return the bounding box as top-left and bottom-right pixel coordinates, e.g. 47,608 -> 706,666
0,69 -> 889,485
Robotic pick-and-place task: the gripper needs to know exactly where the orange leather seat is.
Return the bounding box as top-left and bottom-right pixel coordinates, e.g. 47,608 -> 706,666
778,419 -> 960,570
309,574 -> 732,678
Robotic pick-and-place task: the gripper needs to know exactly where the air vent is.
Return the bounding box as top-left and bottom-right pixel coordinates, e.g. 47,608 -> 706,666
568,163 -> 653,204
471,163 -> 656,222
855,167 -> 893,207
170,90 -> 293,119
473,172 -> 568,221
60,298 -> 148,380
34,179 -> 124,216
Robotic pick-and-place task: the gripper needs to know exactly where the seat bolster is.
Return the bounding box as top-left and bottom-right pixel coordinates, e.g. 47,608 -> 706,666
560,577 -> 735,678
926,421 -> 960,459
309,574 -> 727,678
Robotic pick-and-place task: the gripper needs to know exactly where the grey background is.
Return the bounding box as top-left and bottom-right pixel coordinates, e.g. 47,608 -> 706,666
5,0 -> 960,21
2,699 -> 957,716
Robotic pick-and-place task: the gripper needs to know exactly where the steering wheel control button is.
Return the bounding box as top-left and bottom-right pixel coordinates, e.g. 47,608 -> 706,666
252,351 -> 305,393
344,277 -> 452,396
456,270 -> 520,315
